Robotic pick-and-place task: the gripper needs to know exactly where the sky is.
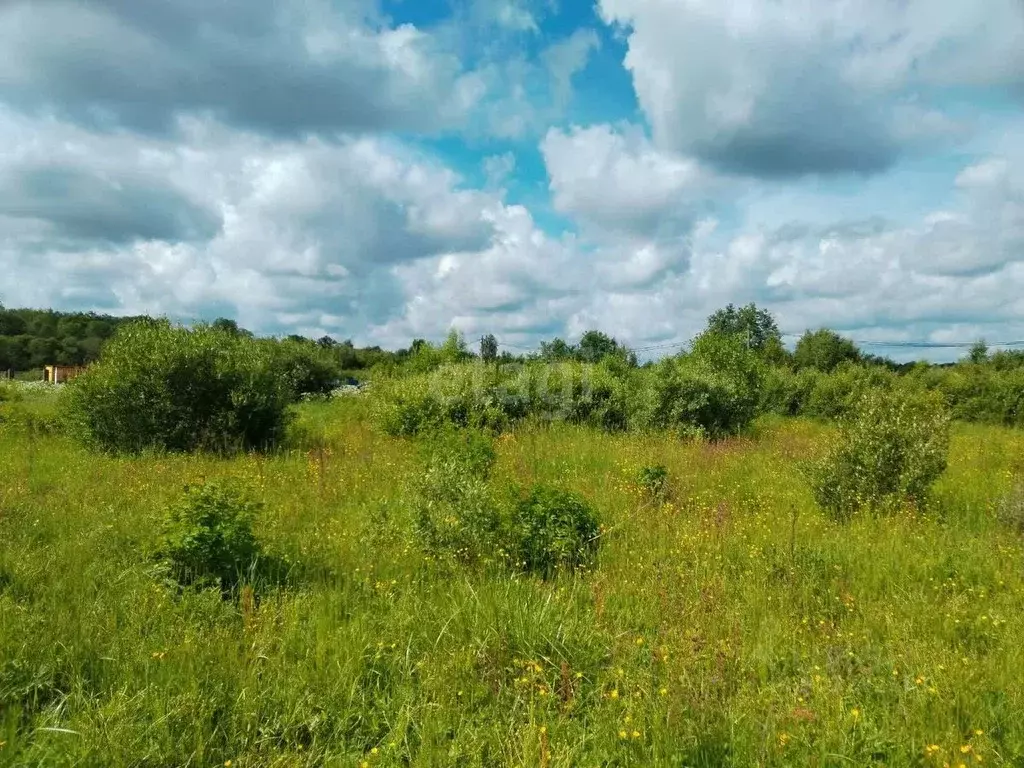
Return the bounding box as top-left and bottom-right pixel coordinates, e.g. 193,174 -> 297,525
0,0 -> 1022,360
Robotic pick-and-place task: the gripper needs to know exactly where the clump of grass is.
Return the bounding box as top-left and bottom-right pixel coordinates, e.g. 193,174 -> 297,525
997,483 -> 1024,535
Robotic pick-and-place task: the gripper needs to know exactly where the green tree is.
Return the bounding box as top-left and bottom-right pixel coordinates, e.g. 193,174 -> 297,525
480,333 -> 498,363
793,328 -> 861,372
706,303 -> 781,353
968,340 -> 988,365
440,329 -> 469,364
0,309 -> 26,336
577,330 -> 636,366
540,337 -> 573,361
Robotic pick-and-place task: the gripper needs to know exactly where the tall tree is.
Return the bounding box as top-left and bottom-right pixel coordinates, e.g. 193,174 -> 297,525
968,340 -> 989,365
793,329 -> 861,372
540,337 -> 573,361
480,333 -> 498,363
706,303 -> 781,352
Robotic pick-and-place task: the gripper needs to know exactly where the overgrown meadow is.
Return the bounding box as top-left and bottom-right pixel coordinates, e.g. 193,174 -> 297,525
2,321 -> 1024,767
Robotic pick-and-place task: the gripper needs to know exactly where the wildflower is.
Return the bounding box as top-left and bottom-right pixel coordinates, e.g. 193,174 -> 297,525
371,747 -> 379,755
960,745 -> 972,754
850,708 -> 861,721
974,730 -> 984,736
658,687 -> 667,696
778,732 -> 791,747
635,637 -> 644,646
224,763 -> 232,767
618,730 -> 628,740
609,689 -> 619,700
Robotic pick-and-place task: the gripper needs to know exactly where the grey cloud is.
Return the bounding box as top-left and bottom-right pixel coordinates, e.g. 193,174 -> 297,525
0,0 -> 478,137
0,164 -> 219,245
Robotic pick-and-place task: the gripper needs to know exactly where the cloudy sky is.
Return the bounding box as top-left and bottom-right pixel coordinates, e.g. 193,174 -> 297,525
0,0 -> 1022,359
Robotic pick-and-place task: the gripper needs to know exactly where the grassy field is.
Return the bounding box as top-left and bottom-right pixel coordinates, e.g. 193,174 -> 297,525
2,391 -> 1024,767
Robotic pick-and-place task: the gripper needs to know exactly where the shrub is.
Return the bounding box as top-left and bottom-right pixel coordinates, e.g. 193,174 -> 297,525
410,429 -> 506,567
420,425 -> 498,479
809,386 -> 950,519
61,320 -> 291,453
267,339 -> 341,401
636,464 -> 669,498
637,333 -> 764,438
997,484 -> 1024,535
160,483 -> 263,592
801,363 -> 896,421
510,485 -> 600,578
373,360 -> 631,437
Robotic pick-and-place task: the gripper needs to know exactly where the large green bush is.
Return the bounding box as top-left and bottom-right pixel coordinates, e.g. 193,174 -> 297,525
926,365 -> 1024,428
372,360 -> 631,436
409,430 -> 602,577
62,320 -> 291,453
636,332 -> 764,438
809,385 -> 950,518
265,338 -> 342,401
801,363 -> 897,421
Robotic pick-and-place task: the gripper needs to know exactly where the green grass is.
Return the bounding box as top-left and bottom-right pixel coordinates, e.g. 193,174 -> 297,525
2,395 -> 1024,766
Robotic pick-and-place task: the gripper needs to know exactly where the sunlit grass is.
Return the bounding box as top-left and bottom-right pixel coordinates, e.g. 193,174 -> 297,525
2,395 -> 1023,766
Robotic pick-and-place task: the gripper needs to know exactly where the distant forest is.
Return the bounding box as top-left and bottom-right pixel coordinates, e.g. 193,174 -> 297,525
0,305 -> 402,373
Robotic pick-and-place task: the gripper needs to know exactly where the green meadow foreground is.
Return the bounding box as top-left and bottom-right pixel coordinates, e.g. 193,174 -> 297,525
2,396 -> 1024,767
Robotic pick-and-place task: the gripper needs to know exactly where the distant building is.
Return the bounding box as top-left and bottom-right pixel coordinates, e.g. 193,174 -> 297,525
44,365 -> 86,384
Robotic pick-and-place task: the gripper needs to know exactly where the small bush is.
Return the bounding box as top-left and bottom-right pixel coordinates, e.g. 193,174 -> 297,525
510,485 -> 600,578
160,483 -> 263,592
997,484 -> 1024,535
410,430 -> 506,567
637,464 -> 669,498
419,425 -> 498,479
61,320 -> 291,454
809,386 -> 950,519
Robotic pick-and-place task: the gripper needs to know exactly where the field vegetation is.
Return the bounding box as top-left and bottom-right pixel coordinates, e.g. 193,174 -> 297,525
1,306 -> 1024,766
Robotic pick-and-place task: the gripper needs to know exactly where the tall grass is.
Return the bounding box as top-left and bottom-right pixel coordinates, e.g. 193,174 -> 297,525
2,393 -> 1024,765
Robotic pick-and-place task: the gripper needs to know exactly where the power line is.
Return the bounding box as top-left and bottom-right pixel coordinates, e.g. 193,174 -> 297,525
779,333 -> 1024,349
486,333 -> 1024,357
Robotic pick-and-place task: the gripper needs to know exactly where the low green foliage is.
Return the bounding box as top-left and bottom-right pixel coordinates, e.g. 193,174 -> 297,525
810,385 -> 951,518
373,338 -> 761,440
61,320 -> 291,453
3,400 -> 1024,766
639,332 -> 764,438
410,430 -> 506,568
410,429 -> 601,577
159,483 -> 263,592
510,485 -> 600,578
267,338 -> 342,401
636,464 -> 669,498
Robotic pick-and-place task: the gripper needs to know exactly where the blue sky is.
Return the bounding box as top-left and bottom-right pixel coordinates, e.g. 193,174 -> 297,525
0,0 -> 1022,360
